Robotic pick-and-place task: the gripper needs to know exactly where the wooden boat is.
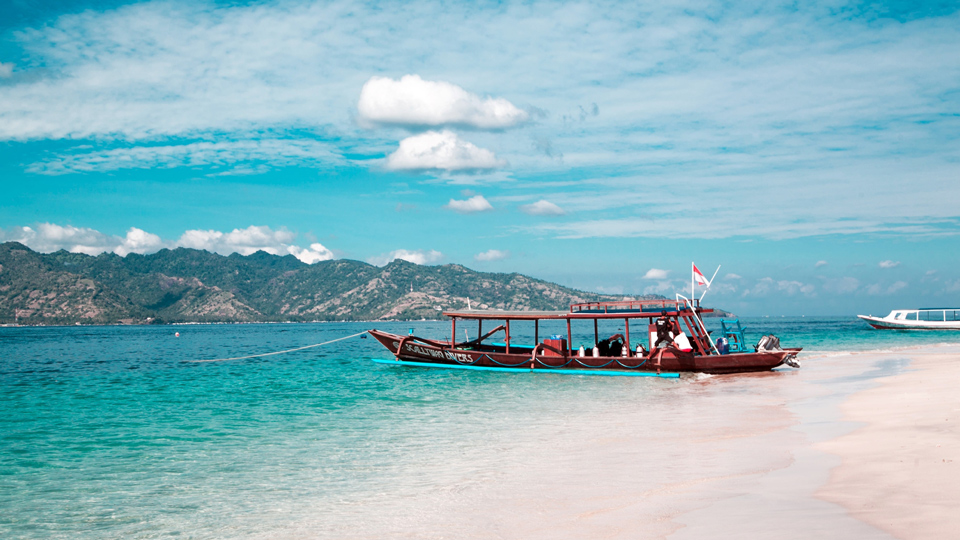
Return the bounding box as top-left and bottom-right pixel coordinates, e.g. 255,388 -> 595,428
369,299 -> 800,376
858,308 -> 960,330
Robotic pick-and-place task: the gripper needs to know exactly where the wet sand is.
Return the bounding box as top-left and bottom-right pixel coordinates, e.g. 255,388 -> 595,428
816,346 -> 960,539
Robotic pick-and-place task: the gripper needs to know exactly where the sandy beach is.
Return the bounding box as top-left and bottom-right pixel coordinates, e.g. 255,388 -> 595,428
291,344 -> 959,539
816,347 -> 960,539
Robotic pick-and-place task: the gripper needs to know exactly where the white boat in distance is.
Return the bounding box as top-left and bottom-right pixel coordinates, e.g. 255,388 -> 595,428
858,308 -> 960,330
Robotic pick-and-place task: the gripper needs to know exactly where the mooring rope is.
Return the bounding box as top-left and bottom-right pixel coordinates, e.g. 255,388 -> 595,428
186,331 -> 369,363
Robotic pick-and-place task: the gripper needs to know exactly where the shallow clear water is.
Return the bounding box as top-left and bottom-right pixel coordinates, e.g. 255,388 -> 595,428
1,318 -> 957,538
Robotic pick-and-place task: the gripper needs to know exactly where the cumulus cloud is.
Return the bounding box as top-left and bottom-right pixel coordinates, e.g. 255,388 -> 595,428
879,260 -> 900,268
179,226 -> 336,263
0,62 -> 13,78
446,195 -> 494,213
178,225 -> 339,264
643,268 -> 670,279
288,243 -> 335,264
368,249 -> 443,266
115,228 -> 164,256
815,260 -> 828,268
519,200 -> 565,216
2,223 -> 117,255
357,75 -> 527,129
725,273 -> 742,280
385,130 -> 504,171
1,223 -> 333,264
475,249 -> 509,262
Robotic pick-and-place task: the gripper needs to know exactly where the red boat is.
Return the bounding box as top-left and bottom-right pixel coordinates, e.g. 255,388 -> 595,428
369,299 -> 800,376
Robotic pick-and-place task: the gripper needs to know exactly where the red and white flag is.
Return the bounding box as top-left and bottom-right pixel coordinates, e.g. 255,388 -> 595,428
693,264 -> 709,286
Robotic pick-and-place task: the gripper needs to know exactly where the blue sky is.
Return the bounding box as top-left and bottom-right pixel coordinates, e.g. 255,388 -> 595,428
1,0 -> 959,315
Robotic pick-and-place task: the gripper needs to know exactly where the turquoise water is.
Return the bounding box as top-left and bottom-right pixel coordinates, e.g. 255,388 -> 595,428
1,318 -> 958,538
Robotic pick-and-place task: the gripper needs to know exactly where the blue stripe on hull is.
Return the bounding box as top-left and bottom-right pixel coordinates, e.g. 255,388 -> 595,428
372,358 -> 680,378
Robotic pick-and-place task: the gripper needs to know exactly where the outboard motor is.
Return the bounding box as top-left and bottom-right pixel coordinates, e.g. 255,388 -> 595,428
755,335 -> 800,368
755,335 -> 781,352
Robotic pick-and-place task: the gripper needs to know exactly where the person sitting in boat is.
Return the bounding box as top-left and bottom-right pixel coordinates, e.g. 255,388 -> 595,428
596,334 -> 625,357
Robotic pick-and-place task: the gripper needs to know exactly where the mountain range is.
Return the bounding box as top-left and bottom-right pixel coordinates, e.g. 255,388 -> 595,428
0,242 -> 664,325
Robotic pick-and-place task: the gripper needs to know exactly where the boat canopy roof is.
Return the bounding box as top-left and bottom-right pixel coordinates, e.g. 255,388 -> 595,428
443,309 -> 568,320
444,299 -> 712,321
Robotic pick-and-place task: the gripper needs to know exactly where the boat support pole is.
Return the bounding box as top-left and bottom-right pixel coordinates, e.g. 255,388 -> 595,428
506,320 -> 511,354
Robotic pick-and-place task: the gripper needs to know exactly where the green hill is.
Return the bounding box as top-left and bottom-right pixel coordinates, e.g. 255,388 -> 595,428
0,242 -> 660,325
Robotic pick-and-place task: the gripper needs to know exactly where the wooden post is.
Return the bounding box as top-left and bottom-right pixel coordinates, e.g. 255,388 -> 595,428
534,319 -> 539,346
594,319 -> 599,345
566,319 -> 572,356
451,317 -> 456,346
478,319 -> 482,341
505,320 -> 511,354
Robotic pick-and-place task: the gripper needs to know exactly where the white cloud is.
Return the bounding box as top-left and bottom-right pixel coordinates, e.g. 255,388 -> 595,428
175,226 -> 335,263
177,225 -> 298,256
815,260 -> 828,268
777,280 -> 815,296
3,224 -> 163,257
519,200 -> 565,216
357,75 -> 527,129
0,1 -> 958,241
887,280 -> 908,293
446,195 -> 494,214
115,227 -> 164,256
823,276 -> 860,294
743,277 -> 815,297
643,268 -> 669,279
643,280 -> 678,295
867,280 -> 909,295
879,260 -> 900,268
27,139 -> 342,175
475,249 -> 508,262
725,273 -> 742,280
1,222 -> 334,264
368,249 -> 443,266
288,243 -> 335,264
0,63 -> 13,78
3,223 -> 116,255
385,130 -> 504,171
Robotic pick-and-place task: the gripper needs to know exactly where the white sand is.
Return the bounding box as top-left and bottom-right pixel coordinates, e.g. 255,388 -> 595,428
816,347 -> 960,539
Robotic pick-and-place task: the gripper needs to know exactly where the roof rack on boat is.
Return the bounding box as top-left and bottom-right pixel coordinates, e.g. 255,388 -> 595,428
569,298 -> 701,314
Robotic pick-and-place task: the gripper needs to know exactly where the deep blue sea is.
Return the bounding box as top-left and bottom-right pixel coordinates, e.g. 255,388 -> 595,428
2,317 -> 958,538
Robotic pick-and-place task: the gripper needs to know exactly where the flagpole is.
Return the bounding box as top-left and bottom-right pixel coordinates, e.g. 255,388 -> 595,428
691,262 -> 694,308
699,265 -> 721,303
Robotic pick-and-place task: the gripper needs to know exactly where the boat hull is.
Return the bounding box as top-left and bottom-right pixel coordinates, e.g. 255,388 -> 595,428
368,330 -> 796,375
